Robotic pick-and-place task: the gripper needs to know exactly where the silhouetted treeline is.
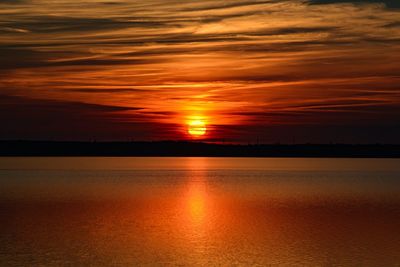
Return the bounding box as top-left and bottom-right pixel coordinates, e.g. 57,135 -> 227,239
0,140 -> 399,157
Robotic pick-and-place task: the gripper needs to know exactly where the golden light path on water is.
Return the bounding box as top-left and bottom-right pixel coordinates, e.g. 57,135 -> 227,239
181,160 -> 211,262
183,157 -> 209,232
186,181 -> 207,225
1,157 -> 400,266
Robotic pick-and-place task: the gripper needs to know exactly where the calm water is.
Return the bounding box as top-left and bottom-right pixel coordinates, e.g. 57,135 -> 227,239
0,157 -> 400,266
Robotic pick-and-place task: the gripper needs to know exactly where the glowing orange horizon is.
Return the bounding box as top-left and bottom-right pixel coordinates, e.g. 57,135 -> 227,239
1,0 -> 399,142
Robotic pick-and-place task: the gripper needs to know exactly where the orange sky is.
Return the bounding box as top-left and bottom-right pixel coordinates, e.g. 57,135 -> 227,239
1,0 -> 400,142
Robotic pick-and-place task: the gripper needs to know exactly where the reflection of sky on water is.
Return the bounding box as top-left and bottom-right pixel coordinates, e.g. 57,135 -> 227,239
186,181 -> 207,226
0,157 -> 400,266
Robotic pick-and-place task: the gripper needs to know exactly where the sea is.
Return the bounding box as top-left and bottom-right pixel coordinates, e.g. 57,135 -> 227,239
0,157 -> 399,266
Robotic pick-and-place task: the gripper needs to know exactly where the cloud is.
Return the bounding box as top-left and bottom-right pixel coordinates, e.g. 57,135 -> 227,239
0,94 -> 140,112
0,46 -> 167,71
0,0 -> 399,142
308,0 -> 400,8
64,88 -> 150,93
1,15 -> 168,34
0,0 -> 28,4
181,0 -> 279,12
384,21 -> 400,27
0,94 -> 185,140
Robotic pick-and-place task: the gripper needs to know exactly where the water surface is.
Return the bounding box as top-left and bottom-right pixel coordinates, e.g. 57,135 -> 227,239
0,157 -> 399,266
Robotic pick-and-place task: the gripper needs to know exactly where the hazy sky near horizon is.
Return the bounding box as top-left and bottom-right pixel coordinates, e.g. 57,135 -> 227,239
1,0 -> 400,142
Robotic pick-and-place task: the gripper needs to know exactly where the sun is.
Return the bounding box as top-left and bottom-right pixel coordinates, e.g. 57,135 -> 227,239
188,120 -> 207,137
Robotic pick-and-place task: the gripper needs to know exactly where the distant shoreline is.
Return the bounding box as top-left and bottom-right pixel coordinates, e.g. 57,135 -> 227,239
1,140 -> 399,158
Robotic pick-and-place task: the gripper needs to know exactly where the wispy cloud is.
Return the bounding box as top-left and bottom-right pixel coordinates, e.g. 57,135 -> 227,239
0,0 -> 399,141
308,0 -> 400,8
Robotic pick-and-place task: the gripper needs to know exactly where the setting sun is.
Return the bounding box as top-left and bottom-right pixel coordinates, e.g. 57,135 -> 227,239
188,120 -> 207,137
1,0 -> 400,266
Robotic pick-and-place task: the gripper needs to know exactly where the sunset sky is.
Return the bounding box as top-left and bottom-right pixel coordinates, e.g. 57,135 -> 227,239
1,0 -> 400,143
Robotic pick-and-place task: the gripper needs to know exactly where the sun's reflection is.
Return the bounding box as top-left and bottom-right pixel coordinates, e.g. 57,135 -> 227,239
185,157 -> 208,170
182,158 -> 210,228
179,158 -> 211,261
187,181 -> 207,224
